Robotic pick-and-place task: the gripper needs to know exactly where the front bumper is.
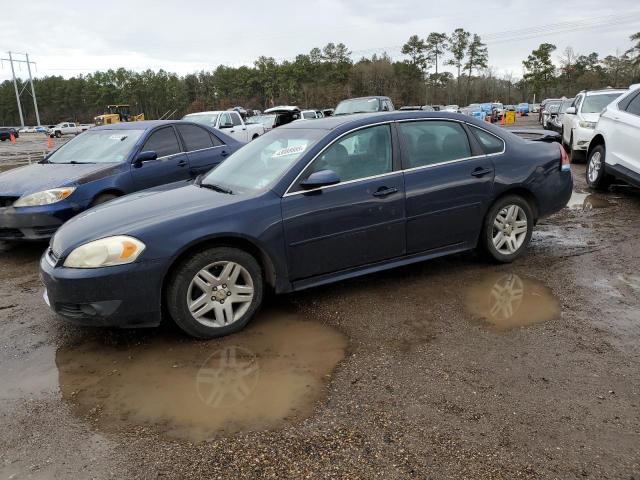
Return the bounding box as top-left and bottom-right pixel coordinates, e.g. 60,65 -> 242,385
0,202 -> 83,240
572,126 -> 595,151
40,253 -> 165,327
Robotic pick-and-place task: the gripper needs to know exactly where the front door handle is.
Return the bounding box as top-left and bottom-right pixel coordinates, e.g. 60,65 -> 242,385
177,159 -> 188,167
471,167 -> 493,177
372,187 -> 398,197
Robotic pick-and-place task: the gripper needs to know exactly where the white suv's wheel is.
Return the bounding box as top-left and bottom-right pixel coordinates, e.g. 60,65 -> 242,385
586,145 -> 611,190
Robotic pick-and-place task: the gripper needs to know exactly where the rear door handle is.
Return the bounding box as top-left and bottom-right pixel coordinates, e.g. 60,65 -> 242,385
177,159 -> 188,167
471,167 -> 493,177
372,187 -> 398,197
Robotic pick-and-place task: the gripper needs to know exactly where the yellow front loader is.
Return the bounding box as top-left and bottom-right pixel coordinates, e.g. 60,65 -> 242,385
94,105 -> 145,126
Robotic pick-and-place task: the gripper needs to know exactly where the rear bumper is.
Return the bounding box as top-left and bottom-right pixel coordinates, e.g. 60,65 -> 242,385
40,254 -> 165,327
536,169 -> 573,219
0,202 -> 82,240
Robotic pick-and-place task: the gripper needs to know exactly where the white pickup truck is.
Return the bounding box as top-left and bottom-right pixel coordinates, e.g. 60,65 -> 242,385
181,111 -> 264,142
48,122 -> 82,138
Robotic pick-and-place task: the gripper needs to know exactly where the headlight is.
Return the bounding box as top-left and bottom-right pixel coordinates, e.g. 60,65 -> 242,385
63,235 -> 146,268
13,187 -> 76,207
579,121 -> 597,129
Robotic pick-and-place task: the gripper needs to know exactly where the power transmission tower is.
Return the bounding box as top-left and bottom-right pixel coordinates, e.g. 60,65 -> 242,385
0,52 -> 41,127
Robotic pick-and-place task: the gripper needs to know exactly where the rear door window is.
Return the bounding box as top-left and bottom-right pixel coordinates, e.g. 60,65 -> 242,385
469,126 -> 504,154
142,127 -> 182,157
623,92 -> 640,116
177,124 -> 214,151
399,121 -> 472,169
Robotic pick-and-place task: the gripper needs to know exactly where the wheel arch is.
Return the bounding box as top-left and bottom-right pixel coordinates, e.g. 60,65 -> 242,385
587,134 -> 605,157
489,187 -> 540,223
160,235 -> 278,309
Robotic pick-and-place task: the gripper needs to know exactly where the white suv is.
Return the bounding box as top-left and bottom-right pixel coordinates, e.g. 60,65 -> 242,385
562,88 -> 627,160
586,84 -> 640,190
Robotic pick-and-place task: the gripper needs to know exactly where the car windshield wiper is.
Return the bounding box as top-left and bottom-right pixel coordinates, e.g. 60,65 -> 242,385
200,183 -> 233,195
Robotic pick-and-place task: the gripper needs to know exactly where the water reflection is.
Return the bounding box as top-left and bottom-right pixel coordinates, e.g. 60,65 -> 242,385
464,273 -> 561,330
55,309 -> 346,440
568,192 -> 612,210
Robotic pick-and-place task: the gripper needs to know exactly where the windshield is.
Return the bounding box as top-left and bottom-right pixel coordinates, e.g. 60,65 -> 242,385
559,99 -> 573,113
582,93 -> 624,113
47,129 -> 143,164
246,115 -> 275,127
201,128 -> 325,193
183,113 -> 219,127
334,98 -> 380,115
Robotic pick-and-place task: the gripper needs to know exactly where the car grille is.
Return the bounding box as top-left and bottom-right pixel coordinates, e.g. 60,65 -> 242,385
34,226 -> 58,236
0,196 -> 19,208
56,303 -> 86,318
0,228 -> 23,238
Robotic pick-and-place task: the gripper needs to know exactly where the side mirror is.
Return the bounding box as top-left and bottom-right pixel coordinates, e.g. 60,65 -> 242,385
134,150 -> 157,166
220,122 -> 233,129
565,107 -> 576,115
300,170 -> 340,190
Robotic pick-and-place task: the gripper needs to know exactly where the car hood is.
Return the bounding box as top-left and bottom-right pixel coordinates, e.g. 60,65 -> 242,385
0,163 -> 121,197
51,184 -> 247,255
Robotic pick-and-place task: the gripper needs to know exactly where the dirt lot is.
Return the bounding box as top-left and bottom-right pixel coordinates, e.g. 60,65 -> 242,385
1,121 -> 639,479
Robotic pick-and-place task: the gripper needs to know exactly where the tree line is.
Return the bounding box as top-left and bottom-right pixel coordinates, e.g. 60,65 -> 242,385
1,32 -> 639,126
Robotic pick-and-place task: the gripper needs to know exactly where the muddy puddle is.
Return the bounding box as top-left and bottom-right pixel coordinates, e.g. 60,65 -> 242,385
568,191 -> 612,210
464,272 -> 561,330
3,307 -> 347,441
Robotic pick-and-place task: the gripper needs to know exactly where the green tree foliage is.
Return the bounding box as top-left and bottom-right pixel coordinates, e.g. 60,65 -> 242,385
446,28 -> 471,104
522,43 -> 557,98
464,34 -> 489,103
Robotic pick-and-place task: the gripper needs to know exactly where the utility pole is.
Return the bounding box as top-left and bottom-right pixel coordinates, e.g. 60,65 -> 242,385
1,52 -> 40,127
8,52 -> 24,127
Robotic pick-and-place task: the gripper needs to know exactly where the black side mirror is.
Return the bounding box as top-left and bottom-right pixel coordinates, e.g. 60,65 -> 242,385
134,150 -> 157,166
300,170 -> 340,190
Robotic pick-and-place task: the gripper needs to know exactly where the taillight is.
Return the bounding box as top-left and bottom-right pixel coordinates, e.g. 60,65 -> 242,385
559,143 -> 570,171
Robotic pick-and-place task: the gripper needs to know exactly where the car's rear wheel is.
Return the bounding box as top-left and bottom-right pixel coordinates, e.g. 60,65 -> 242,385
55,131 -> 61,138
167,247 -> 263,339
482,195 -> 533,263
586,145 -> 611,190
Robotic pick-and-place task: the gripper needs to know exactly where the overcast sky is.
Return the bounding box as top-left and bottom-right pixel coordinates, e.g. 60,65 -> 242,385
1,0 -> 639,83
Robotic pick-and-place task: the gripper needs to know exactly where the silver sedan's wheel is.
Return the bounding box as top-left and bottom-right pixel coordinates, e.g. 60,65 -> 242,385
588,151 -> 602,184
492,205 -> 528,255
187,261 -> 254,328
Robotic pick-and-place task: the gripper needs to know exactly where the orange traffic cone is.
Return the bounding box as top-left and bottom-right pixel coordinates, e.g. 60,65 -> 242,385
9,132 -> 16,144
500,114 -> 505,126
47,136 -> 54,149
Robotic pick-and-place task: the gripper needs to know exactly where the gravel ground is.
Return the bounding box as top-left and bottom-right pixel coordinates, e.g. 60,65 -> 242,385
1,119 -> 639,479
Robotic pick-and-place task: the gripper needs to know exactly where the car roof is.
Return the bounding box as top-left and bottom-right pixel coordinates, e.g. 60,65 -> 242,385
92,120 -> 180,131
338,96 -> 389,102
583,89 -> 627,96
279,111 -> 487,131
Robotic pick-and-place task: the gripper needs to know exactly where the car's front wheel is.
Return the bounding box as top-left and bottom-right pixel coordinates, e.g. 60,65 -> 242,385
482,195 -> 534,263
167,247 -> 263,339
586,145 -> 611,190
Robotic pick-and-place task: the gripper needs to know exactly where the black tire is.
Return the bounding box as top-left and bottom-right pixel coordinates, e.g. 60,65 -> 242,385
586,144 -> 611,190
90,192 -> 118,207
167,247 -> 263,339
252,134 -> 259,140
55,131 -> 61,138
0,138 -> 5,142
481,195 -> 534,263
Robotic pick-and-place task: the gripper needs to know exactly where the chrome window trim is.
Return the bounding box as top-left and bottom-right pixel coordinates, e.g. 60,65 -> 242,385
282,117 -> 505,197
283,121 -> 394,197
185,145 -> 227,155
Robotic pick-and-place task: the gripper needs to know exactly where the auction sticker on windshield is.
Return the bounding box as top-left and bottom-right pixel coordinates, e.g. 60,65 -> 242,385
272,144 -> 306,158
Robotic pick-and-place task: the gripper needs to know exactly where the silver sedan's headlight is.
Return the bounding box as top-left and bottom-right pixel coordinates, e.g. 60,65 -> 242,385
63,236 -> 146,268
13,187 -> 76,207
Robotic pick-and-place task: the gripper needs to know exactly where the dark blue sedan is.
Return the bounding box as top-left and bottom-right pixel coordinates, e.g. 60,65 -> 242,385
0,120 -> 241,241
40,112 -> 572,338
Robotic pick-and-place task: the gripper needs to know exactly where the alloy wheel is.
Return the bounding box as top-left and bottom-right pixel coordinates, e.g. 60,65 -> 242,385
186,261 -> 254,328
588,151 -> 602,183
492,205 -> 528,255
